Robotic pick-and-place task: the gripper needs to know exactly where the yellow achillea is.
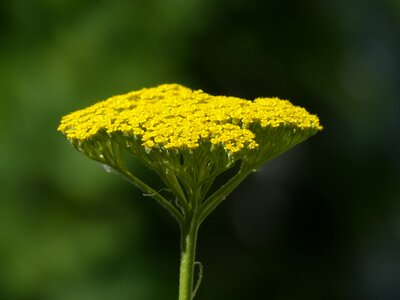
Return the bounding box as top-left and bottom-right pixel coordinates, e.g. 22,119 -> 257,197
58,83 -> 322,154
58,84 -> 323,300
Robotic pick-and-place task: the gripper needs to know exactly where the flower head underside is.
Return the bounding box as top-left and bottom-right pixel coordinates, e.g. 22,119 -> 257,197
58,84 -> 322,211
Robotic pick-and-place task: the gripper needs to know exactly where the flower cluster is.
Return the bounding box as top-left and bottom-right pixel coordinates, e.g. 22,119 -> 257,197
58,83 -> 323,300
58,84 -> 322,154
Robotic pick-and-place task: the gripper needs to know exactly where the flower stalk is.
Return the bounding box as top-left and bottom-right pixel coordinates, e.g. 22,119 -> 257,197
179,215 -> 200,300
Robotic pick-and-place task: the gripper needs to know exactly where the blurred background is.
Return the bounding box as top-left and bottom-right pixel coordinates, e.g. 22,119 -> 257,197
1,0 -> 399,299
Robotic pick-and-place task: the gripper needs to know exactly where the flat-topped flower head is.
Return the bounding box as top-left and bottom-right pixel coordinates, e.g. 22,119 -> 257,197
58,84 -> 322,219
59,83 -> 321,154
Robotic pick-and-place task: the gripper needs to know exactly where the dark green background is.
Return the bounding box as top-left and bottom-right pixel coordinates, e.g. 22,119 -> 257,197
1,0 -> 399,299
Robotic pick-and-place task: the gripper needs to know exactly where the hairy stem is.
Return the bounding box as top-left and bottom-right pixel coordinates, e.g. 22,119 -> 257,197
199,166 -> 251,223
178,217 -> 200,300
112,166 -> 184,224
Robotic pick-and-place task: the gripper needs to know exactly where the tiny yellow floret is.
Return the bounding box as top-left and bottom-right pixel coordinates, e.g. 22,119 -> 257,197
58,84 -> 322,154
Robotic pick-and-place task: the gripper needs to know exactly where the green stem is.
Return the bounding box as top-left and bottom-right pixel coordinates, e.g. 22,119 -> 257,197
162,172 -> 190,215
113,166 -> 184,224
199,166 -> 251,223
178,217 -> 200,300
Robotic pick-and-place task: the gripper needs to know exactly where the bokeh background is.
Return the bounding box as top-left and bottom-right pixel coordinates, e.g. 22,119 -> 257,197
1,0 -> 400,299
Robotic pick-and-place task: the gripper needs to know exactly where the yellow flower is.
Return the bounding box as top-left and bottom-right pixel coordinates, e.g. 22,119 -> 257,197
58,83 -> 322,155
58,83 -> 323,299
58,83 -> 322,209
